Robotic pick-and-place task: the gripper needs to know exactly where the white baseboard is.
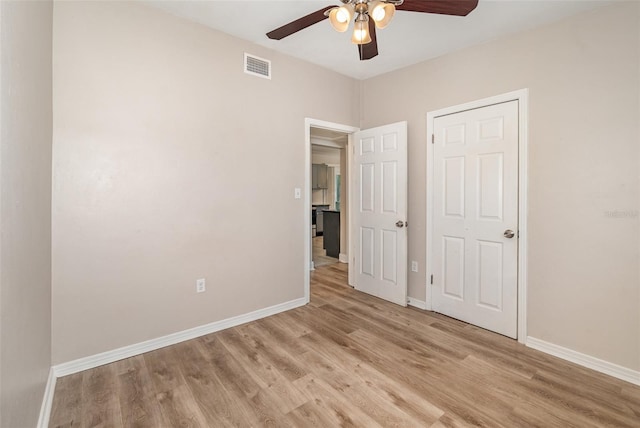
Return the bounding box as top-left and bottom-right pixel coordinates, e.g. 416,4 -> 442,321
407,297 -> 427,310
338,253 -> 348,263
37,367 -> 56,428
526,336 -> 640,386
53,297 -> 307,378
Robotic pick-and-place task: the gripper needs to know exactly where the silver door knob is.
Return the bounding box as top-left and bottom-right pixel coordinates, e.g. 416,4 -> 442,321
504,229 -> 515,239
396,221 -> 405,228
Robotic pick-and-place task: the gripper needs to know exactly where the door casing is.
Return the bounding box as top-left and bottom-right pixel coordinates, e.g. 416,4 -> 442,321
304,118 -> 359,303
425,89 -> 529,343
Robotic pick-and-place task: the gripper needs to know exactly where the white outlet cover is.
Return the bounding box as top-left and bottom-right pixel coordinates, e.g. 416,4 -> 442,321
196,278 -> 206,293
411,261 -> 418,272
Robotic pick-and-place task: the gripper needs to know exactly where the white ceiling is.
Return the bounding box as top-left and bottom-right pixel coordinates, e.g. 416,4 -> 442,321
311,127 -> 349,141
312,144 -> 342,157
144,0 -> 614,80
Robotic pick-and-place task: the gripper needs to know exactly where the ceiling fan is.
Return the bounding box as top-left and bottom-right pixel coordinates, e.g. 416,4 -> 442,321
266,0 -> 479,61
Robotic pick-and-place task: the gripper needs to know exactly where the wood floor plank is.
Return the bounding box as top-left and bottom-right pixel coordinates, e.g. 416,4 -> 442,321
48,264 -> 640,428
350,361 -> 445,425
155,384 -> 209,428
620,385 -> 640,417
530,368 -> 637,422
236,322 -> 308,382
284,400 -> 341,427
250,377 -> 308,417
292,374 -> 383,427
345,328 -> 516,427
255,315 -> 309,355
142,346 -> 188,394
173,340 -> 255,427
267,311 -> 313,338
325,302 -> 468,363
198,335 -> 262,398
48,373 -> 83,428
81,364 -> 123,427
298,349 -> 429,427
113,356 -> 167,427
216,327 -> 288,389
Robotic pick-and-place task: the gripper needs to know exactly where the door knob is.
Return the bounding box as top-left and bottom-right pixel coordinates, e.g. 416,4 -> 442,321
504,229 -> 515,239
396,221 -> 405,228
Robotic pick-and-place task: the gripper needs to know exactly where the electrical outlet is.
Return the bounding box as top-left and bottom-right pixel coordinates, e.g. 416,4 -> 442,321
196,278 -> 206,293
411,261 -> 418,272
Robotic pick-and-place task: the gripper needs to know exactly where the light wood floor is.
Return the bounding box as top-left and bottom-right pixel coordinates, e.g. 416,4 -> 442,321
312,235 -> 339,267
49,264 -> 640,427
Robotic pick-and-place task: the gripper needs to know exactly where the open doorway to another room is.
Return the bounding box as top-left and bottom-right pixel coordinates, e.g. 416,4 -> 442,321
311,128 -> 348,269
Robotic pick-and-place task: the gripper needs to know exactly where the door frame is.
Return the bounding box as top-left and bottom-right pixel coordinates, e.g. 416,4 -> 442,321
425,89 -> 529,343
304,118 -> 359,303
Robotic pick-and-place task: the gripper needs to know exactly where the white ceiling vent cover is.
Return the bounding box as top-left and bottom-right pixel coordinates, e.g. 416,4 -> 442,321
244,53 -> 271,79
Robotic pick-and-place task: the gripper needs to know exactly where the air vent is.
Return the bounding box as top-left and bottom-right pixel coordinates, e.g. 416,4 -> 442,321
244,53 -> 271,79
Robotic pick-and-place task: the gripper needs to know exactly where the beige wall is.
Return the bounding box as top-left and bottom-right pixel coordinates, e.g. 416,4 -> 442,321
361,3 -> 640,370
0,0 -> 53,426
52,1 -> 358,364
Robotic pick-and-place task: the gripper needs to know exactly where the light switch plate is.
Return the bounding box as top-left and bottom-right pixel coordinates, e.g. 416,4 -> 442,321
294,187 -> 301,199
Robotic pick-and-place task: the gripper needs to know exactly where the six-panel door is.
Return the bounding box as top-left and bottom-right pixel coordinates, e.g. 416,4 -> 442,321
353,122 -> 408,306
432,101 -> 519,338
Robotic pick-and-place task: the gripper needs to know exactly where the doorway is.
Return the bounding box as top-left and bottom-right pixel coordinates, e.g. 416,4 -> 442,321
311,138 -> 345,268
304,119 -> 359,303
426,89 -> 529,342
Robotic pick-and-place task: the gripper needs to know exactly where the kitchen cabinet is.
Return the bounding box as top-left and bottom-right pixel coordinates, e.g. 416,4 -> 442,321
312,163 -> 328,189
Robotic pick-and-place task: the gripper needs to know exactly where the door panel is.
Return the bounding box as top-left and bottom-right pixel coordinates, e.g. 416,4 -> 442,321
381,161 -> 398,213
381,229 -> 397,283
360,163 -> 375,212
444,156 -> 465,217
432,101 -> 518,338
478,153 -> 503,220
442,236 -> 464,300
477,240 -> 503,310
353,122 -> 408,306
360,227 -> 375,277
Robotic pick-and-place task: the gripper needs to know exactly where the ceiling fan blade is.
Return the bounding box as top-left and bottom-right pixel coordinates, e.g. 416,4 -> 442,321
266,6 -> 335,40
358,20 -> 378,61
397,0 -> 479,16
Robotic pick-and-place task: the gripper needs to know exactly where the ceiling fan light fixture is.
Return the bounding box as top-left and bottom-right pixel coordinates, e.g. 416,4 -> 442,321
369,1 -> 395,29
351,15 -> 372,45
328,5 -> 354,33
266,0 -> 479,61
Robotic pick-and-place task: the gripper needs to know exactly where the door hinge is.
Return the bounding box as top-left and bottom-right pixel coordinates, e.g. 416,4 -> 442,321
431,134 -> 435,144
430,274 -> 433,285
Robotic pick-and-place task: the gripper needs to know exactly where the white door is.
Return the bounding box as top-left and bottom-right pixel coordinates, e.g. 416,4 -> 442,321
431,101 -> 518,338
352,122 -> 408,306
